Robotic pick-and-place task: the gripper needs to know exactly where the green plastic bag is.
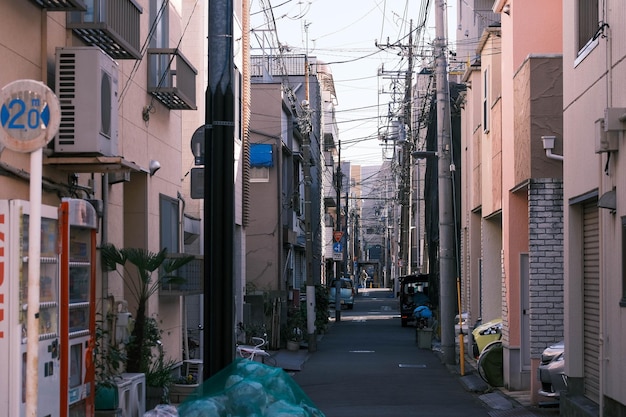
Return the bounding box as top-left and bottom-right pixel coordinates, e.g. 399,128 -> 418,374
177,358 -> 325,417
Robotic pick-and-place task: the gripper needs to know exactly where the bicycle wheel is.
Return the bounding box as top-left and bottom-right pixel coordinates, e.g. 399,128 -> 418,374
477,340 -> 503,387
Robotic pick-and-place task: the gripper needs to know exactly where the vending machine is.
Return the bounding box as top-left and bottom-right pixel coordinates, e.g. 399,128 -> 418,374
0,199 -> 61,417
58,198 -> 98,417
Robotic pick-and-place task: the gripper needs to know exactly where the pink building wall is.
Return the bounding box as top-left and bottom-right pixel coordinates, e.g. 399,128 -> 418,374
494,0 -> 563,391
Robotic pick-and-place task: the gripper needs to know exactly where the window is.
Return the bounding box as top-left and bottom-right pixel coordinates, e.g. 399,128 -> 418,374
250,167 -> 270,182
160,194 -> 180,253
575,0 -> 599,64
578,0 -> 599,52
149,0 -> 170,88
621,216 -> 626,307
483,67 -> 489,133
150,0 -> 169,48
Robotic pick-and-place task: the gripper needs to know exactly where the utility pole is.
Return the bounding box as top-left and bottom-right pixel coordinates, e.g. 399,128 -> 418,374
376,22 -> 414,278
204,0 -> 235,379
400,21 -> 414,277
334,142 -> 342,322
302,53 -> 317,352
434,0 -> 456,366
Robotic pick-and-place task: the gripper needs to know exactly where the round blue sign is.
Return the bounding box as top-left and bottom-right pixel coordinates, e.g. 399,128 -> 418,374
0,79 -> 60,153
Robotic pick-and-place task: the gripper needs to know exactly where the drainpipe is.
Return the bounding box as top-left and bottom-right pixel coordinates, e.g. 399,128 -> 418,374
541,136 -> 563,161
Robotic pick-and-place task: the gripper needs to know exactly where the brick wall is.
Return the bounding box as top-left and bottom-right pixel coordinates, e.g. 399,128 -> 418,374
528,178 -> 564,357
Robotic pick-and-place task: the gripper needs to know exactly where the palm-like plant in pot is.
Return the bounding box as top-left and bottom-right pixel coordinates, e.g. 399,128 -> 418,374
93,315 -> 127,410
100,244 -> 194,374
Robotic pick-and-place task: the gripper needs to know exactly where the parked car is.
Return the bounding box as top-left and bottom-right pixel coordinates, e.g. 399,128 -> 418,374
329,278 -> 355,310
398,274 -> 430,327
538,340 -> 566,398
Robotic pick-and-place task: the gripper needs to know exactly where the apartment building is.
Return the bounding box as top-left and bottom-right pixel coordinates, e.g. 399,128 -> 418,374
246,54 -> 332,320
562,1 -> 626,415
0,1 -> 246,415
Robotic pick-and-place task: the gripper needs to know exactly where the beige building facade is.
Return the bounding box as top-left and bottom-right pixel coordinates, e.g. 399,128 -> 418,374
562,0 -> 626,415
0,1 -> 247,415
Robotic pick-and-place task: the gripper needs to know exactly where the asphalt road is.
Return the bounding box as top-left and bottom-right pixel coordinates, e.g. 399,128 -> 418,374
292,288 -> 492,417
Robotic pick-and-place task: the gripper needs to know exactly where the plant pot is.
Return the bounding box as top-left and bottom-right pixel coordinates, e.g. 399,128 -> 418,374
287,340 -> 300,351
146,386 -> 168,411
95,384 -> 119,410
169,383 -> 200,404
95,409 -> 122,417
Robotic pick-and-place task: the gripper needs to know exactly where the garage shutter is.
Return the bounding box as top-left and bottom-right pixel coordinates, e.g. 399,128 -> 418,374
582,200 -> 600,403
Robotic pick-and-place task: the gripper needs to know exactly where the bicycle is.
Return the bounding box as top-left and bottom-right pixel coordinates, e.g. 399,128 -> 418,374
236,334 -> 277,366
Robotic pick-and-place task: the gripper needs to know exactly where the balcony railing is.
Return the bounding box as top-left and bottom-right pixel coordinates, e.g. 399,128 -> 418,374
30,0 -> 86,10
67,0 -> 142,60
148,48 -> 197,110
160,254 -> 203,296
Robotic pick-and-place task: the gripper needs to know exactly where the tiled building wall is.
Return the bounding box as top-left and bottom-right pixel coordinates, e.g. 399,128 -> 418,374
528,178 -> 564,357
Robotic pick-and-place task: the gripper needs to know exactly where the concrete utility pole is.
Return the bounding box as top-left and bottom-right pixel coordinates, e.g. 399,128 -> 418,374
335,142 -> 342,322
302,55 -> 317,352
376,22 -> 414,278
204,0 -> 235,379
400,21 -> 414,277
434,0 -> 457,366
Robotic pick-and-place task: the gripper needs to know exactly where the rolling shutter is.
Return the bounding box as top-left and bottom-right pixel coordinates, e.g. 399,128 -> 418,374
582,200 -> 600,403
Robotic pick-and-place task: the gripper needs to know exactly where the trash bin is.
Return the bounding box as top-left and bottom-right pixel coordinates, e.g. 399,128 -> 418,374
416,328 -> 433,349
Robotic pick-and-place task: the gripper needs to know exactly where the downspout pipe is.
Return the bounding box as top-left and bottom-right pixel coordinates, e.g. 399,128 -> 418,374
541,136 -> 564,161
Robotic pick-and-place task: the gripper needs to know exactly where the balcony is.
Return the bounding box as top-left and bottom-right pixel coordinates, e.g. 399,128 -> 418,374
67,0 -> 142,60
30,0 -> 86,10
160,254 -> 203,296
148,48 -> 197,110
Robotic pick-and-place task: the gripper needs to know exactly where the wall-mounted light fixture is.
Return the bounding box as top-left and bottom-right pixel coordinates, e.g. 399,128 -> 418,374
149,159 -> 161,176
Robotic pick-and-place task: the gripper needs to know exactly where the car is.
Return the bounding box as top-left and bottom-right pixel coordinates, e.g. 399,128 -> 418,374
538,340 -> 566,398
329,278 -> 355,309
398,274 -> 430,327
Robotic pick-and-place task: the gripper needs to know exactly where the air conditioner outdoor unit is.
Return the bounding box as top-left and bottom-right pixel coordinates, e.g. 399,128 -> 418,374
54,46 -> 119,156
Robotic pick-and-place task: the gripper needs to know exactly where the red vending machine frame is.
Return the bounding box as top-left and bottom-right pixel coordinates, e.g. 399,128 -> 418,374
59,199 -> 98,417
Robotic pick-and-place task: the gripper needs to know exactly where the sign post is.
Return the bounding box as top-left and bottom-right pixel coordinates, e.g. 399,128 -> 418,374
0,79 -> 60,417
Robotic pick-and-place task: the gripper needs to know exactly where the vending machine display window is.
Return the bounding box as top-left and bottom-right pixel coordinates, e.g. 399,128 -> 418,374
0,200 -> 62,417
69,344 -> 82,390
60,199 -> 98,417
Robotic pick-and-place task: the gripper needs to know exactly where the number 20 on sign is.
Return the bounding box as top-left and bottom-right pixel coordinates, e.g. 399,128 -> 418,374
0,79 -> 60,153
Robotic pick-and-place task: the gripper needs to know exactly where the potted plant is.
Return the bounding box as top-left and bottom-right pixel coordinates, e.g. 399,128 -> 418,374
93,316 -> 126,413
100,244 -> 194,374
284,307 -> 305,351
169,371 -> 200,404
145,351 -> 178,410
101,245 -> 194,411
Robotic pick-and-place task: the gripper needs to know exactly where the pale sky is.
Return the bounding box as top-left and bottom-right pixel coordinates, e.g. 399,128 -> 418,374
250,0 -> 456,166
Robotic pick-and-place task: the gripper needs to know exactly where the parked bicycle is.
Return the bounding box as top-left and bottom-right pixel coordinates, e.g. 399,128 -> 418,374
236,333 -> 276,366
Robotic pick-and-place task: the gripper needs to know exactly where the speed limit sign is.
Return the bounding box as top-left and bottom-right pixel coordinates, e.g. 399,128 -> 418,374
0,79 -> 60,153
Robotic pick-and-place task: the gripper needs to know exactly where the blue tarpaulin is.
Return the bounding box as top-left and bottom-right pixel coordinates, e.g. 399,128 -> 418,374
250,143 -> 273,167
